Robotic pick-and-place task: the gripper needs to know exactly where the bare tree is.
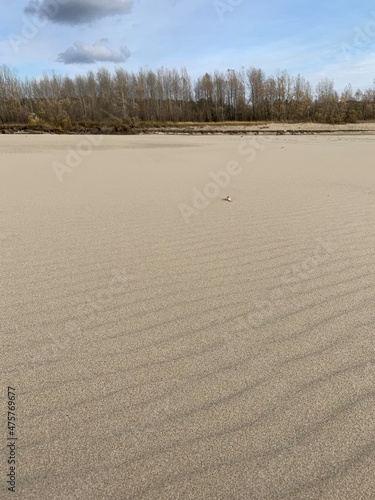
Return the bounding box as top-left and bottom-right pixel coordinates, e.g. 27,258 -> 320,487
0,65 -> 374,128
246,67 -> 266,121
314,78 -> 341,123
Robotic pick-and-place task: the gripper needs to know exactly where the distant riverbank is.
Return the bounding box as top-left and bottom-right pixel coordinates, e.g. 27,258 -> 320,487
1,121 -> 375,136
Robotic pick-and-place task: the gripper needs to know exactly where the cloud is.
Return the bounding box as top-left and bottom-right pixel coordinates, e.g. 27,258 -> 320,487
24,0 -> 133,25
57,42 -> 131,64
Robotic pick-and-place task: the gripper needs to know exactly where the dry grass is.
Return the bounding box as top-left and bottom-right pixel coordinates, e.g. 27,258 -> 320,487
139,120 -> 272,128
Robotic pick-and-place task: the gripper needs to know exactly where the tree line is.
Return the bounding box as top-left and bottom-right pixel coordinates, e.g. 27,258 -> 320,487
0,64 -> 374,128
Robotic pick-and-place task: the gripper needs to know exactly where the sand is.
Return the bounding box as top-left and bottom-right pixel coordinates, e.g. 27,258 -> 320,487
1,133 -> 374,499
149,121 -> 375,135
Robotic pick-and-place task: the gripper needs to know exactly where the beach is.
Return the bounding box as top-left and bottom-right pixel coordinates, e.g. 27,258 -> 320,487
1,133 -> 374,499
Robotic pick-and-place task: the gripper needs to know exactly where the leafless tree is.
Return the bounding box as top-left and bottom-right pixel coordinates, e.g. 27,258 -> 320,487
0,65 -> 374,128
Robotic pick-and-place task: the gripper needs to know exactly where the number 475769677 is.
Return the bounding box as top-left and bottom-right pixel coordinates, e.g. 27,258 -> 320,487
7,387 -> 16,434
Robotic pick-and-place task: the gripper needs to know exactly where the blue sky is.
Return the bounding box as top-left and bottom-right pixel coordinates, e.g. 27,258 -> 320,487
0,0 -> 374,92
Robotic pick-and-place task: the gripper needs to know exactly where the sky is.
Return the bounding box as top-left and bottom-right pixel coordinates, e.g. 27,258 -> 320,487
0,0 -> 374,92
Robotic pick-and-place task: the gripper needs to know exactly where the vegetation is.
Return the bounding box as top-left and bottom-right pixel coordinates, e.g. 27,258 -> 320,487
0,65 -> 374,132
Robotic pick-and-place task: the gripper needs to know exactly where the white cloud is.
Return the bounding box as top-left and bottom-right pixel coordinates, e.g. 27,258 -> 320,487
57,41 -> 131,64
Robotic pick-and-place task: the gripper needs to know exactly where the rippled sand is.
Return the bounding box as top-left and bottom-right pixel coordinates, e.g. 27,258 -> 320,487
1,134 -> 374,499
